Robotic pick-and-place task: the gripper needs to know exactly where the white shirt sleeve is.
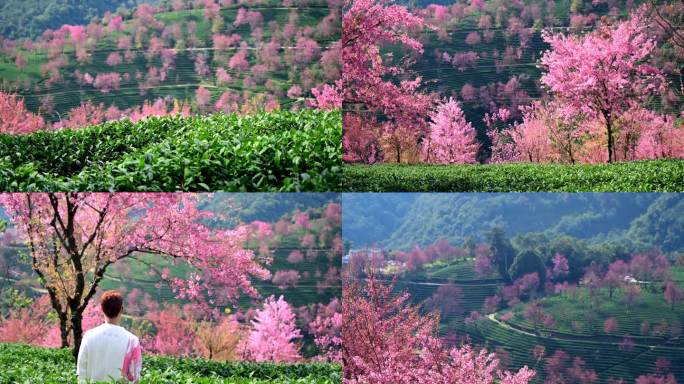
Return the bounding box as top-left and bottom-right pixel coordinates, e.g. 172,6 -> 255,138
122,336 -> 142,383
76,336 -> 88,383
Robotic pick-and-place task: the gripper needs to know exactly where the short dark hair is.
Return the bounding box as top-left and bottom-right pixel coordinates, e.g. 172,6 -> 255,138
100,291 -> 123,318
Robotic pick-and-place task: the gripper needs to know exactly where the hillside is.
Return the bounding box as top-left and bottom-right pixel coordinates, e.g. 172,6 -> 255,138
0,0 -> 340,128
342,193 -> 684,383
343,193 -> 681,250
0,0 -> 152,40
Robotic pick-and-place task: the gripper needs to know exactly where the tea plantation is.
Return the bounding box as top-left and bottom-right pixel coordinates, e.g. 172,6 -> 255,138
0,343 -> 342,384
0,109 -> 341,192
342,160 -> 684,192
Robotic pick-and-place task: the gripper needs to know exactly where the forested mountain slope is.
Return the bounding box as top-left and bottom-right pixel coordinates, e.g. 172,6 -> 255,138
343,194 -> 684,250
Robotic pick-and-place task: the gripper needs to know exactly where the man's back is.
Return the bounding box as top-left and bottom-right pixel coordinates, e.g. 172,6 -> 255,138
77,323 -> 142,383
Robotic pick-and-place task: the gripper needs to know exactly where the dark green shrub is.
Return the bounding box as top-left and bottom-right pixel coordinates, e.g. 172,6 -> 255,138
0,110 -> 341,192
0,343 -> 341,384
342,161 -> 684,192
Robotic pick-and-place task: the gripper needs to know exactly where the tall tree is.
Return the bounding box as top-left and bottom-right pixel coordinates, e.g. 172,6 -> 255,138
540,11 -> 666,162
343,274 -> 535,383
664,280 -> 683,310
245,295 -> 302,362
486,228 -> 515,281
509,250 -> 545,286
0,193 -> 270,358
0,91 -> 45,134
317,0 -> 435,162
423,98 -> 479,164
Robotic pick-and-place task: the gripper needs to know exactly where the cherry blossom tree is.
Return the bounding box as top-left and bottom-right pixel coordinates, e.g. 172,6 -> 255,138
245,295 -> 302,362
664,281 -> 683,310
343,274 -> 535,384
0,91 -> 46,134
15,54 -> 27,70
0,296 -> 52,345
307,299 -> 342,362
321,0 -> 435,160
229,50 -> 250,71
422,98 -> 479,164
523,301 -> 553,332
40,95 -> 56,115
603,259 -> 629,300
293,37 -> 320,65
551,253 -> 569,280
604,317 -> 618,334
623,284 -> 642,309
55,100 -> 106,129
461,83 -> 477,102
109,15 -> 124,32
474,251 -> 495,278
144,306 -> 197,357
272,270 -> 301,289
215,91 -> 241,114
0,193 -> 269,358
287,250 -> 305,264
234,8 -> 263,29
93,72 -> 122,93
216,68 -> 232,85
196,86 -> 212,110
105,52 -> 123,67
342,114 -> 381,163
540,11 -> 666,162
424,283 -> 464,317
635,374 -> 678,384
195,54 -> 211,78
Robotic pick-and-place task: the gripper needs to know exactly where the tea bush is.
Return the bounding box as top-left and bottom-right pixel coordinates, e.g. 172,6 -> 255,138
0,109 -> 341,192
0,343 -> 341,384
342,160 -> 684,192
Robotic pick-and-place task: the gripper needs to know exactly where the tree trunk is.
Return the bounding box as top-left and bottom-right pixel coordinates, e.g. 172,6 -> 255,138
71,310 -> 84,360
58,311 -> 69,349
604,110 -> 614,163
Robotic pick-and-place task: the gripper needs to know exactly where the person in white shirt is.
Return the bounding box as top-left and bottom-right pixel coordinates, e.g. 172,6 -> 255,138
77,290 -> 142,383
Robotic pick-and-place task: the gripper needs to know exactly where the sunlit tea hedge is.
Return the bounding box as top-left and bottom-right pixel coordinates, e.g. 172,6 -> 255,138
0,109 -> 341,192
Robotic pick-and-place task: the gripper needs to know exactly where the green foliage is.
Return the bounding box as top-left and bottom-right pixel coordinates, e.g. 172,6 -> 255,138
343,194 -> 684,281
487,228 -> 515,281
0,343 -> 342,384
0,109 -> 341,192
341,193 -> 418,248
342,161 -> 684,192
627,194 -> 684,252
508,249 -> 544,283
201,194 -> 340,225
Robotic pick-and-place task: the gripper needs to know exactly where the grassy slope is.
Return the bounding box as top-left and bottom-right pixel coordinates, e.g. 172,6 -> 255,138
0,109 -> 342,192
342,161 -> 684,192
0,343 -> 341,384
395,261 -> 684,383
2,0 -> 337,120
